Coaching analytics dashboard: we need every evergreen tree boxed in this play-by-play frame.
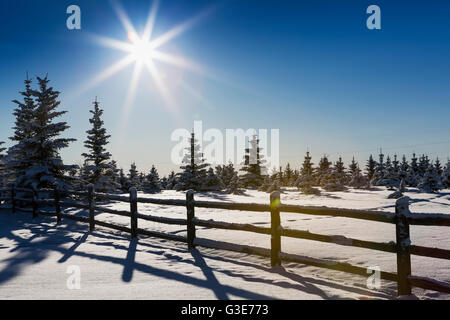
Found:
[202,167,225,191]
[14,75,76,189]
[160,176,168,190]
[441,160,450,189]
[349,166,368,189]
[118,168,129,192]
[316,155,331,186]
[227,172,245,195]
[371,150,385,186]
[239,135,266,188]
[259,176,272,192]
[6,75,36,184]
[380,160,400,190]
[283,163,294,186]
[143,165,161,193]
[418,165,442,193]
[365,154,376,181]
[322,158,347,191]
[176,132,209,191]
[348,157,358,177]
[406,153,420,187]
[334,156,347,184]
[392,154,400,172]
[127,162,141,190]
[399,155,409,181]
[105,160,121,191]
[434,158,443,176]
[296,151,319,194]
[418,154,430,177]
[81,98,115,192]
[215,162,237,188]
[165,170,178,190]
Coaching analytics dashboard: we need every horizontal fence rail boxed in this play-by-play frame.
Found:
[1,184,450,297]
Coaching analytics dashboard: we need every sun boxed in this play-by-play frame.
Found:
[127,32,154,62]
[82,0,215,117]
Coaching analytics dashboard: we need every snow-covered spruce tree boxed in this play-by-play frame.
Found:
[239,135,266,189]
[81,98,116,192]
[348,157,359,177]
[296,151,320,194]
[371,151,385,186]
[160,176,168,189]
[165,170,177,190]
[215,162,237,188]
[392,154,400,172]
[202,167,225,191]
[227,172,245,195]
[315,155,331,186]
[406,153,420,187]
[418,155,430,177]
[321,159,347,192]
[399,155,409,182]
[105,160,121,192]
[176,132,209,191]
[127,162,141,190]
[379,160,400,190]
[418,165,442,193]
[118,168,129,192]
[441,160,450,189]
[259,176,272,192]
[15,75,76,189]
[283,163,294,186]
[365,154,376,182]
[434,158,443,176]
[349,166,368,189]
[143,165,161,193]
[6,75,36,184]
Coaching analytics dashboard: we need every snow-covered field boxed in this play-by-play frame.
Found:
[0,187,449,299]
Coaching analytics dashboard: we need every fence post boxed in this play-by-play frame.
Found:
[54,187,61,223]
[32,189,38,218]
[270,191,281,267]
[186,190,195,250]
[88,184,95,231]
[11,186,16,213]
[130,187,138,238]
[395,196,412,296]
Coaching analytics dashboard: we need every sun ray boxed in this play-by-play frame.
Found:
[95,36,133,53]
[142,0,159,42]
[77,54,135,96]
[111,0,137,35]
[150,50,204,74]
[145,60,176,111]
[150,5,216,50]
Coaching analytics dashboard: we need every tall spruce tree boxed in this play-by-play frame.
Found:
[365,154,376,181]
[316,155,331,186]
[6,75,36,184]
[176,132,209,191]
[296,151,319,194]
[81,98,115,192]
[143,165,161,193]
[284,163,294,186]
[239,135,266,188]
[14,75,76,189]
[348,157,358,177]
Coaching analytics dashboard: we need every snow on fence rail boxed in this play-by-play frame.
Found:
[1,185,450,297]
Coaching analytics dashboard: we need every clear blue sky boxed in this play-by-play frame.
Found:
[1,0,449,175]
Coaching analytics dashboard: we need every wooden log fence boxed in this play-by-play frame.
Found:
[0,184,450,296]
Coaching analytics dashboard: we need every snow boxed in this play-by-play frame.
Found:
[0,186,449,299]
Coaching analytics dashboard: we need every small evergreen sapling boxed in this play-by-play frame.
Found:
[143,165,161,193]
[418,165,442,193]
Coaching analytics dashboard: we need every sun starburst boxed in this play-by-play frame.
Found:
[83,0,215,121]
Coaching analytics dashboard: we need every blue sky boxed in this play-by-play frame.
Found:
[0,0,449,175]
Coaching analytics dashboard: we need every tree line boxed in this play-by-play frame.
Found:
[0,75,449,196]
